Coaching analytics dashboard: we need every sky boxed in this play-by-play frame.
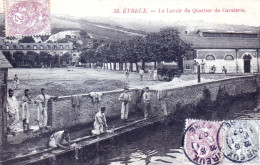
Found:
[1,0,260,27]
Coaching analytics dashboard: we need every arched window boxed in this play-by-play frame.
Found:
[243,54,252,60]
[224,54,234,60]
[205,54,215,60]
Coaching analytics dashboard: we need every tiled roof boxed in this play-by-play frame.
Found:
[180,34,260,49]
[0,52,12,68]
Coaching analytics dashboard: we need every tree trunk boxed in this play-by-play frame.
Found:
[154,61,157,70]
[110,63,112,70]
[130,63,133,72]
[125,62,127,71]
[120,62,123,70]
[113,62,116,70]
[141,59,145,70]
[135,62,139,72]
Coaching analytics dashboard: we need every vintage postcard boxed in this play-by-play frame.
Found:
[0,0,260,164]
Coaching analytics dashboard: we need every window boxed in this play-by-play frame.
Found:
[60,45,63,49]
[205,54,215,60]
[60,52,63,56]
[0,45,2,49]
[40,45,44,49]
[20,45,24,49]
[54,45,57,49]
[225,54,234,60]
[33,45,37,49]
[243,54,252,60]
[47,45,51,49]
[66,45,69,49]
[27,45,31,49]
[13,45,17,49]
[6,45,10,49]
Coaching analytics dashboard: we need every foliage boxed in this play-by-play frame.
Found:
[78,28,191,69]
[2,51,15,66]
[61,52,72,64]
[19,36,35,43]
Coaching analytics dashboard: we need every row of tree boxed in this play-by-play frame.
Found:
[2,51,72,68]
[80,28,191,71]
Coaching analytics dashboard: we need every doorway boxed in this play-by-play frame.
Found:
[243,54,252,73]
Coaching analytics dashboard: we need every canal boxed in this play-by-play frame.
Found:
[55,93,258,165]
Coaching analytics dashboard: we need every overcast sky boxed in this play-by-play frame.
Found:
[1,0,260,27]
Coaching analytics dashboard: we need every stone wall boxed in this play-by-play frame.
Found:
[50,89,139,129]
[49,75,258,130]
[149,75,257,117]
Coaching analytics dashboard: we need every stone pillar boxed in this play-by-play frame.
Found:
[235,49,239,73]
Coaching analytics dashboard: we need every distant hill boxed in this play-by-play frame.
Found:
[0,13,259,40]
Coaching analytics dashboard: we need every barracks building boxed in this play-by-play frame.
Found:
[181,29,260,73]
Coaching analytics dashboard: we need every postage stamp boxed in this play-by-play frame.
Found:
[4,0,51,37]
[218,120,259,164]
[184,119,223,165]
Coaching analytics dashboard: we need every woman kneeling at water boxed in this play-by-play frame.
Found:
[49,129,71,149]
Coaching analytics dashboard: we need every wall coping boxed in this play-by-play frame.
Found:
[53,75,256,101]
[148,75,256,92]
[54,88,139,101]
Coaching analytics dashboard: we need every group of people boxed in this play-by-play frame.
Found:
[91,87,152,136]
[6,87,56,135]
[125,68,157,82]
[139,68,157,81]
[193,60,228,74]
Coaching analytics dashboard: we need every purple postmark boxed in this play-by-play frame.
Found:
[184,119,223,165]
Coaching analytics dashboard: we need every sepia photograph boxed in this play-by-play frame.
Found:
[0,0,260,164]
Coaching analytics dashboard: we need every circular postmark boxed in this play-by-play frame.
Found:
[217,120,259,163]
[184,121,222,165]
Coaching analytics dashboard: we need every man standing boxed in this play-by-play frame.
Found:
[147,68,154,81]
[35,88,55,129]
[6,89,19,135]
[193,60,198,73]
[13,74,19,89]
[201,60,206,73]
[139,69,144,81]
[91,107,108,135]
[22,89,33,132]
[118,88,131,122]
[125,69,130,82]
[143,87,151,119]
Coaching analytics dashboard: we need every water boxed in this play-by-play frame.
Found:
[56,94,258,165]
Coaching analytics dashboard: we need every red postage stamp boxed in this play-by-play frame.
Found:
[4,0,51,37]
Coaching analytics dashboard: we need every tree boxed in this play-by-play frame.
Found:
[79,30,90,39]
[2,51,15,66]
[145,28,191,69]
[80,49,96,67]
[52,54,60,67]
[19,36,35,43]
[25,51,38,66]
[61,52,72,65]
[39,51,52,66]
[13,51,25,66]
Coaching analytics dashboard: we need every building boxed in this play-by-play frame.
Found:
[181,29,260,73]
[0,42,74,57]
[0,52,12,145]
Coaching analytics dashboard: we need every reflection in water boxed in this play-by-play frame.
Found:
[57,94,258,165]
